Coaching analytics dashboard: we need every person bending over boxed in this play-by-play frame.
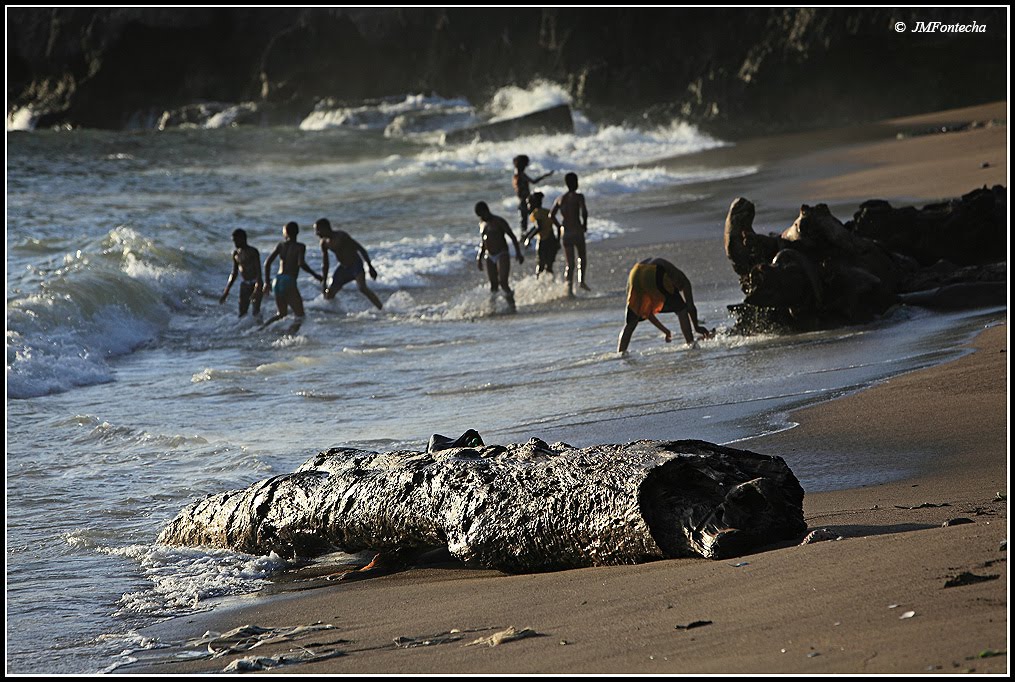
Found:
[618,257,713,353]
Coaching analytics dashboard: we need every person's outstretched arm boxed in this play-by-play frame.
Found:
[507,226,524,264]
[476,238,487,271]
[220,259,239,304]
[300,244,324,281]
[252,249,264,294]
[680,285,713,339]
[646,313,672,343]
[319,245,330,292]
[263,245,280,292]
[354,240,378,279]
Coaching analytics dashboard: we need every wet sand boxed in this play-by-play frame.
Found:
[124,102,1008,675]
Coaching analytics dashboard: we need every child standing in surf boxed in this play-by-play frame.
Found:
[261,221,323,332]
[521,192,562,278]
[475,201,524,312]
[550,172,590,297]
[512,155,554,236]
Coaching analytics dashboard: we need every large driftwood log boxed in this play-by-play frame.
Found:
[158,438,806,572]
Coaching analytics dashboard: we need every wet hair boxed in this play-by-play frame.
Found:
[474,201,490,217]
[314,218,332,234]
[231,228,247,245]
[565,172,579,191]
[528,192,544,210]
[513,155,529,169]
[284,221,299,237]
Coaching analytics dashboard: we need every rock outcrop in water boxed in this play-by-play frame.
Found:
[8,8,1006,133]
[443,103,574,144]
[158,438,807,571]
[724,186,1007,333]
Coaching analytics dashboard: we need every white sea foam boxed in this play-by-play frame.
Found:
[370,234,476,288]
[205,103,259,129]
[425,119,725,173]
[104,544,288,618]
[6,226,191,399]
[6,304,163,399]
[7,106,37,131]
[299,93,473,132]
[486,80,572,121]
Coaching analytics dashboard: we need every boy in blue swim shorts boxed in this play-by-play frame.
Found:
[313,218,383,310]
[261,221,323,330]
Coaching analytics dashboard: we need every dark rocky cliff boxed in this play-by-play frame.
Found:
[7,7,1006,134]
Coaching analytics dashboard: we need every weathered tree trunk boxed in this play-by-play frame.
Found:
[158,438,807,572]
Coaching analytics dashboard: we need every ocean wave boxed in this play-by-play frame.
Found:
[423,119,725,172]
[299,93,475,133]
[6,226,194,399]
[7,106,36,131]
[486,80,572,122]
[369,234,476,288]
[300,83,724,182]
[69,420,210,448]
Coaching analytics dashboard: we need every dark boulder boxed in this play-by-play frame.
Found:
[724,189,1006,334]
[443,103,574,144]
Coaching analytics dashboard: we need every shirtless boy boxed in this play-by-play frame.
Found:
[261,221,323,329]
[521,192,562,278]
[313,218,383,310]
[618,257,714,353]
[550,172,590,296]
[474,201,524,312]
[219,228,263,318]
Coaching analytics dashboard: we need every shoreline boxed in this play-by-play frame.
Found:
[123,102,1008,675]
[124,322,1008,676]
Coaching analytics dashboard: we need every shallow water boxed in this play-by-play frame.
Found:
[5,84,1003,674]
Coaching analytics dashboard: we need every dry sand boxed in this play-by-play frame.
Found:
[125,103,1009,675]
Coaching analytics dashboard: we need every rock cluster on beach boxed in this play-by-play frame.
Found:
[724,185,1007,333]
[158,438,807,571]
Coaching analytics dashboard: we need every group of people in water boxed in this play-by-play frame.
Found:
[220,154,713,349]
[219,218,383,334]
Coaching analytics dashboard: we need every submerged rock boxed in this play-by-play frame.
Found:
[158,438,806,571]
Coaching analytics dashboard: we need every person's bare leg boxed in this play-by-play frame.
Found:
[618,320,638,353]
[355,273,383,309]
[563,243,576,297]
[576,240,590,290]
[677,311,695,345]
[260,295,289,328]
[485,258,499,293]
[499,258,515,311]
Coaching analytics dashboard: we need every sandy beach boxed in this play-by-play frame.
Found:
[125,103,1008,675]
